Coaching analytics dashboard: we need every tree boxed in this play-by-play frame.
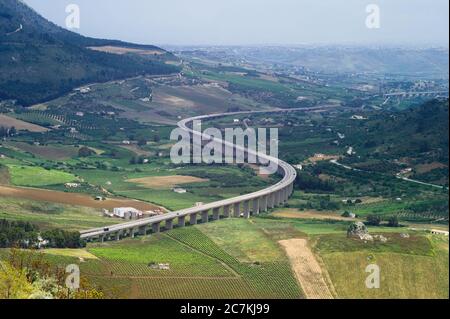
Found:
[0,261,35,299]
[78,147,94,157]
[366,214,381,226]
[387,215,400,227]
[137,139,147,147]
[9,127,16,136]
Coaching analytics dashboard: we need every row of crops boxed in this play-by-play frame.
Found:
[167,227,303,299]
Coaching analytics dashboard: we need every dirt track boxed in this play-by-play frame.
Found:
[0,185,161,211]
[279,238,334,299]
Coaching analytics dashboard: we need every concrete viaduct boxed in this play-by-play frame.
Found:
[80,107,328,242]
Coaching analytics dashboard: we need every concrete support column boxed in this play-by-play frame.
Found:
[268,193,275,209]
[178,215,186,227]
[233,202,241,218]
[139,225,148,236]
[213,208,220,220]
[166,219,174,230]
[243,201,250,218]
[281,188,287,203]
[115,231,121,241]
[130,228,136,238]
[152,222,161,234]
[190,213,198,225]
[261,195,268,212]
[275,191,282,206]
[201,210,209,223]
[223,205,230,218]
[252,198,260,215]
[100,235,105,243]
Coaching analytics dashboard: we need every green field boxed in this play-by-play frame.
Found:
[7,165,78,187]
[0,197,120,231]
[315,234,449,299]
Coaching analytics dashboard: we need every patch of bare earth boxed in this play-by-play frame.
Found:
[0,114,48,132]
[415,162,448,174]
[126,175,209,189]
[0,185,161,211]
[279,239,334,299]
[87,46,165,56]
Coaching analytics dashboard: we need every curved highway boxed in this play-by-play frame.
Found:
[80,106,330,241]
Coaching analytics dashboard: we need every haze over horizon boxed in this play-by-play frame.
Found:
[22,0,450,47]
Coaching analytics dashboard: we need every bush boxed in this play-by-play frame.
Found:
[366,214,382,226]
[387,215,400,227]
[78,146,95,157]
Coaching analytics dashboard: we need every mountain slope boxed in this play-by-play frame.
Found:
[0,0,179,106]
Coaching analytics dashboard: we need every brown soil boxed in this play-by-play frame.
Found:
[0,185,160,211]
[88,46,165,56]
[279,238,334,299]
[415,162,448,174]
[0,114,48,132]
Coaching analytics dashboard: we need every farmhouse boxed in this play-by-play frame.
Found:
[113,207,143,220]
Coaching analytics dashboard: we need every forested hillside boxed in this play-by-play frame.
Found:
[0,0,179,105]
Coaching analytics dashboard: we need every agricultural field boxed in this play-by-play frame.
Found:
[0,196,122,231]
[7,164,78,187]
[0,219,304,299]
[313,233,449,299]
[0,114,48,132]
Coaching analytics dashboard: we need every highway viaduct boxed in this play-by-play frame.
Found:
[80,106,329,242]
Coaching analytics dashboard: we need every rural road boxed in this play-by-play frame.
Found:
[80,105,333,240]
[330,159,447,190]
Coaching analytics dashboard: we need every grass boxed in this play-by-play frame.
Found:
[198,219,286,263]
[167,225,303,299]
[314,233,434,256]
[7,164,78,187]
[0,197,119,231]
[320,241,449,299]
[88,235,233,278]
[313,233,449,299]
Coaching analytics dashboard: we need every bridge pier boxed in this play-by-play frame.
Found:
[178,215,186,227]
[252,197,260,215]
[275,190,282,206]
[152,222,161,234]
[130,227,137,238]
[190,213,198,225]
[139,225,148,236]
[166,219,174,230]
[223,205,231,218]
[281,188,288,203]
[201,210,209,223]
[260,195,268,212]
[243,200,250,218]
[233,202,241,218]
[213,208,220,220]
[268,193,275,209]
[115,231,122,241]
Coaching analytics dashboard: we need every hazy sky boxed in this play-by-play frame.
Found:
[24,0,449,46]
